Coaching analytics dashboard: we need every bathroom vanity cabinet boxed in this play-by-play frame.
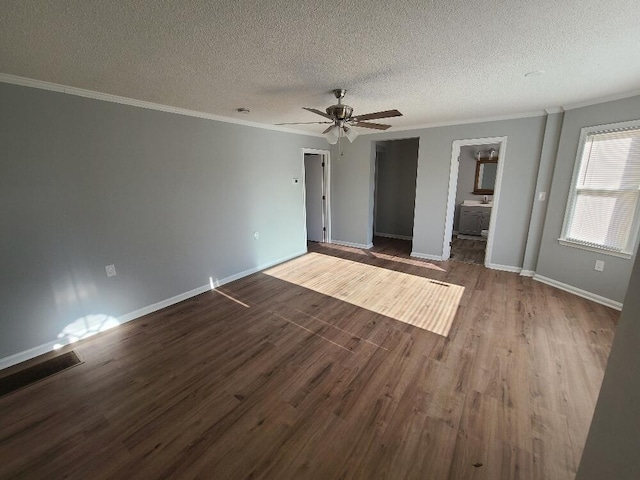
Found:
[459,205,491,236]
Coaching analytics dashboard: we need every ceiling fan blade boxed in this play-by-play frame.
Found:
[275,121,333,125]
[322,125,336,134]
[354,122,391,130]
[302,107,333,120]
[353,109,402,122]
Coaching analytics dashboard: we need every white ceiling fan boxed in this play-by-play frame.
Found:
[277,89,403,144]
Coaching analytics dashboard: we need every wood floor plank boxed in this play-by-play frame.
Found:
[0,237,618,479]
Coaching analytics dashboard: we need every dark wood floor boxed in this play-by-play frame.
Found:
[0,238,618,479]
[450,236,486,265]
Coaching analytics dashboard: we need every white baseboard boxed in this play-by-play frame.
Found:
[533,274,623,311]
[0,250,307,371]
[486,263,522,273]
[456,234,487,241]
[411,251,444,261]
[374,232,413,241]
[520,270,536,277]
[117,283,212,325]
[331,240,373,249]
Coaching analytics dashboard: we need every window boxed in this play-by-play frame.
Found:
[560,119,640,257]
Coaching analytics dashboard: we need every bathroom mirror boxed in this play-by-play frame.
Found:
[473,159,498,194]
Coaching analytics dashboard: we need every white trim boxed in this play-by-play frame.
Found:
[375,232,413,241]
[443,148,460,260]
[562,88,640,112]
[443,136,508,269]
[364,89,640,134]
[5,72,640,137]
[331,240,373,249]
[520,270,536,277]
[410,251,444,261]
[302,148,332,244]
[456,234,486,241]
[116,283,210,324]
[557,239,633,259]
[371,111,546,135]
[0,73,323,138]
[0,250,307,371]
[533,274,623,311]
[210,250,307,287]
[486,263,522,273]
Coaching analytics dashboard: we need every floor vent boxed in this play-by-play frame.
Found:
[0,351,83,398]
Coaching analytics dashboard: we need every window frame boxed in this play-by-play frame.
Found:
[559,118,640,259]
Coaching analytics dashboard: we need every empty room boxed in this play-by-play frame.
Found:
[1,1,640,479]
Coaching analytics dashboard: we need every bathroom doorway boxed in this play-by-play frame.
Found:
[443,136,507,267]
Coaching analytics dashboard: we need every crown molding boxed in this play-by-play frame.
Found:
[561,88,640,111]
[364,110,547,135]
[5,72,639,137]
[0,73,324,138]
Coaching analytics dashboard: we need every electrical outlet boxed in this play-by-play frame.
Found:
[105,264,117,277]
[254,231,260,240]
[538,191,546,201]
[594,260,604,272]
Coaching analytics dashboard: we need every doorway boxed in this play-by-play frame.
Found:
[443,136,507,267]
[303,149,331,244]
[373,138,419,254]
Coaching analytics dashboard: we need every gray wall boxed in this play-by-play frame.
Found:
[576,252,640,480]
[374,138,419,238]
[0,82,325,360]
[453,143,499,232]
[536,95,640,303]
[521,112,564,272]
[332,115,547,266]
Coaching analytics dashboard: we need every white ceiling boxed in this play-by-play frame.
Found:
[1,0,639,133]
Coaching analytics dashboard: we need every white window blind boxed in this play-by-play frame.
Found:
[562,125,640,254]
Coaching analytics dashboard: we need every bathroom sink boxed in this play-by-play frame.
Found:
[462,200,492,207]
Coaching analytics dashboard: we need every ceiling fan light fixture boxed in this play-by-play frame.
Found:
[325,126,339,145]
[345,125,359,142]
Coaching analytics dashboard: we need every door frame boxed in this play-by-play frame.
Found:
[443,136,508,267]
[302,148,332,244]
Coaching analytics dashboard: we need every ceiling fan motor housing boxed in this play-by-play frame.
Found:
[326,104,353,121]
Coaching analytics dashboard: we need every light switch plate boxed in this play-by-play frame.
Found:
[105,264,117,277]
[595,260,604,272]
[538,192,546,201]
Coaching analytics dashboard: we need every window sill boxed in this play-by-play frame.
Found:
[558,239,633,259]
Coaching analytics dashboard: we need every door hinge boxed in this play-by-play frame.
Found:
[322,195,326,200]
[323,227,326,231]
[322,162,325,167]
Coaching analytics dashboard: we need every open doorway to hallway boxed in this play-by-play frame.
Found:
[303,149,331,244]
[372,138,419,253]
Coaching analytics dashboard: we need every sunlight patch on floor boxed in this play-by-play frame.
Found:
[265,253,463,337]
[316,242,446,271]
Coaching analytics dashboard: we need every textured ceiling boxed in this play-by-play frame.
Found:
[1,0,639,133]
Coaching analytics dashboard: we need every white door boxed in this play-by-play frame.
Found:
[305,154,325,242]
